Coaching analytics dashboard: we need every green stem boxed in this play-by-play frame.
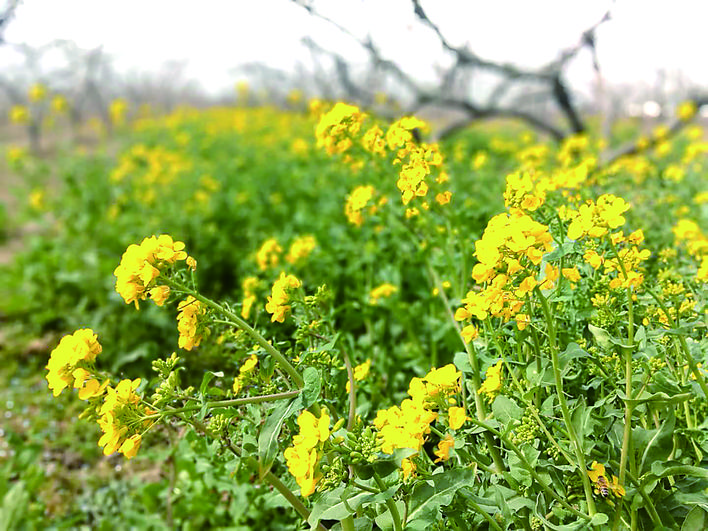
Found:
[535,288,597,517]
[264,471,327,531]
[466,415,591,521]
[341,516,356,531]
[373,472,403,531]
[341,347,357,431]
[166,278,304,388]
[146,390,300,418]
[459,490,503,531]
[646,287,708,399]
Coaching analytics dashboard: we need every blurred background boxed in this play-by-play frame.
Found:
[0,0,706,148]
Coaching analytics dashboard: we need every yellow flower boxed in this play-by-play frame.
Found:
[448,406,468,430]
[28,83,47,102]
[346,359,372,392]
[177,296,207,350]
[345,185,376,227]
[256,238,282,270]
[114,235,190,308]
[265,272,301,323]
[434,434,455,462]
[369,283,397,304]
[9,105,29,124]
[479,360,503,398]
[677,101,697,121]
[435,191,452,205]
[286,235,316,265]
[46,329,103,397]
[401,457,416,480]
[51,95,68,114]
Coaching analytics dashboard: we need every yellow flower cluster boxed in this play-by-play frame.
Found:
[176,296,207,350]
[345,358,371,392]
[9,105,29,124]
[315,102,365,156]
[478,360,503,399]
[109,145,192,205]
[110,98,129,125]
[46,329,103,398]
[97,378,151,459]
[114,234,190,308]
[28,83,47,103]
[369,283,398,304]
[455,210,554,335]
[673,219,708,282]
[284,409,331,497]
[265,272,301,323]
[374,364,464,460]
[232,353,259,394]
[285,235,316,265]
[344,184,377,227]
[388,117,445,205]
[676,101,697,121]
[566,194,630,241]
[256,238,282,271]
[240,276,260,319]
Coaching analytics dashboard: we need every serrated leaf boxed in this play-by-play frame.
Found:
[407,468,477,527]
[257,396,302,479]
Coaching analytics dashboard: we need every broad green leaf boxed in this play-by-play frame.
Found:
[492,395,523,427]
[302,367,322,408]
[453,351,473,374]
[257,396,302,479]
[588,324,617,350]
[638,409,675,475]
[407,468,477,527]
[199,370,224,396]
[682,506,708,531]
[618,389,692,407]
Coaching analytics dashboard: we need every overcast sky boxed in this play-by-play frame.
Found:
[1,0,706,97]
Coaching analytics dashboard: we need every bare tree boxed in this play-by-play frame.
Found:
[291,0,613,141]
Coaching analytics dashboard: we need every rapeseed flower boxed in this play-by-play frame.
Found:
[177,296,207,350]
[114,235,190,309]
[265,272,301,323]
[46,329,103,397]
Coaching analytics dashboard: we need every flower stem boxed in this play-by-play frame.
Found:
[147,390,301,418]
[264,471,327,531]
[166,279,304,388]
[535,288,597,517]
[373,471,403,531]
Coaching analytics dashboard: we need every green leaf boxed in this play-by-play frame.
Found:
[257,396,302,479]
[682,506,708,531]
[453,351,473,374]
[618,389,692,407]
[587,324,620,350]
[638,409,675,476]
[302,367,322,408]
[492,395,523,427]
[199,370,224,396]
[407,468,477,527]
[590,513,609,526]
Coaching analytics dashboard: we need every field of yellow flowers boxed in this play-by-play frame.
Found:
[1,97,707,530]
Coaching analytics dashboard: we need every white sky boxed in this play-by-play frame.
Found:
[1,0,706,97]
